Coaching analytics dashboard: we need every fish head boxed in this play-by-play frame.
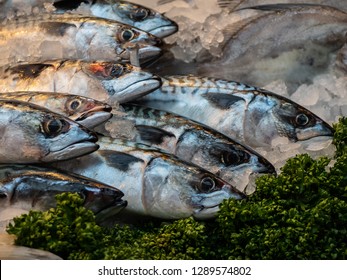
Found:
[82,62,162,103]
[110,0,178,38]
[0,167,126,219]
[112,22,162,62]
[272,98,334,142]
[63,95,112,129]
[244,92,334,146]
[201,141,276,189]
[175,129,276,191]
[142,155,246,219]
[0,101,99,163]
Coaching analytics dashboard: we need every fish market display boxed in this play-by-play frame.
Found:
[0,13,161,66]
[52,137,246,219]
[0,91,112,129]
[101,103,275,191]
[0,164,127,225]
[0,60,162,104]
[0,99,98,163]
[136,75,334,148]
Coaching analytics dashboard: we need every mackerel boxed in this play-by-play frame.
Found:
[52,137,246,219]
[136,75,334,148]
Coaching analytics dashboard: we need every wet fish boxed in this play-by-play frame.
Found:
[0,13,161,66]
[102,103,275,191]
[0,99,99,163]
[52,137,246,219]
[0,91,112,129]
[196,4,347,92]
[53,0,179,38]
[217,0,347,13]
[0,165,127,223]
[135,75,334,148]
[0,60,162,104]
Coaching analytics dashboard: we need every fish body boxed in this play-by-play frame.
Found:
[0,60,162,104]
[108,103,275,191]
[0,13,161,66]
[52,137,246,219]
[0,91,112,129]
[54,0,179,38]
[0,0,178,38]
[0,164,127,222]
[0,99,98,163]
[196,4,347,91]
[136,75,334,148]
[217,0,347,13]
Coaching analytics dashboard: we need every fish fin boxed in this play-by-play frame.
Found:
[136,125,175,145]
[203,92,244,109]
[98,150,144,172]
[8,64,52,79]
[217,0,247,11]
[39,22,77,36]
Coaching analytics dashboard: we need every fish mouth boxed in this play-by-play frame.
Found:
[111,76,162,103]
[296,120,334,141]
[193,186,247,219]
[74,106,113,129]
[44,133,99,162]
[138,46,163,60]
[148,24,179,38]
[257,157,277,174]
[95,200,128,222]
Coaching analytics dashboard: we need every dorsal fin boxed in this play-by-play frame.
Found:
[8,64,52,79]
[203,92,244,109]
[98,150,144,172]
[136,125,175,145]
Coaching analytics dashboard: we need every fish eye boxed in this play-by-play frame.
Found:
[121,29,135,42]
[110,64,124,78]
[130,8,149,21]
[68,99,81,111]
[221,151,240,166]
[221,150,249,166]
[42,118,67,137]
[199,176,216,193]
[295,113,310,127]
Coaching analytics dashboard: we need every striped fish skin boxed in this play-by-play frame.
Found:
[0,165,127,222]
[0,99,99,164]
[136,75,334,148]
[109,103,276,191]
[0,60,162,104]
[52,137,246,220]
[0,13,161,66]
[0,91,112,129]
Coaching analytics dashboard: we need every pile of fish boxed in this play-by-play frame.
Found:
[0,0,343,236]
